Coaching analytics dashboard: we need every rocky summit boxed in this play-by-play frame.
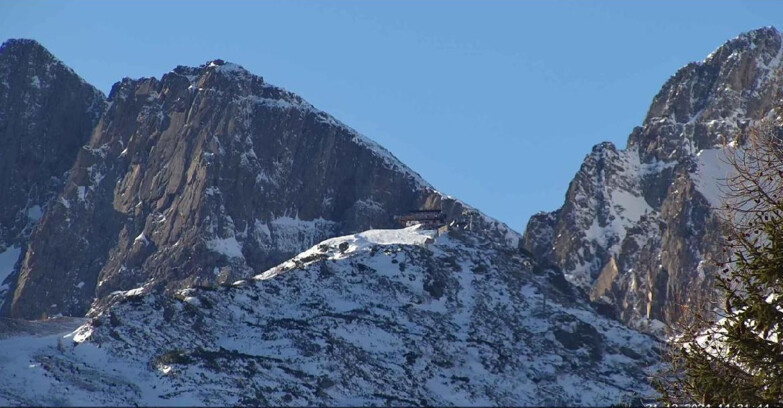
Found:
[0,43,516,320]
[522,26,783,333]
[1,55,430,319]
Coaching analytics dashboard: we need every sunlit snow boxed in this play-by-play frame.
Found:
[692,147,735,209]
[0,245,21,289]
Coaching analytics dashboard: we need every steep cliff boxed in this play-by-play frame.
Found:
[0,39,105,306]
[522,27,783,332]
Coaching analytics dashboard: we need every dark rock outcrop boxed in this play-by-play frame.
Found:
[0,39,105,303]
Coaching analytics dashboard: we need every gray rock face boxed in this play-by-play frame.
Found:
[0,39,105,304]
[522,27,783,332]
[2,55,520,319]
[0,225,660,406]
[4,60,419,318]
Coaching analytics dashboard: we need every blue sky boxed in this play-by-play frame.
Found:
[1,1,782,231]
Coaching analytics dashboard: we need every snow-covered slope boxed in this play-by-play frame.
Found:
[0,224,660,406]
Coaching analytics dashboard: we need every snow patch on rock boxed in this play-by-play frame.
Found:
[692,147,736,209]
[206,236,244,259]
[0,245,21,295]
[26,205,42,221]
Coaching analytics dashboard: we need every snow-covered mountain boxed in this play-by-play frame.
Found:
[7,26,777,403]
[0,224,660,406]
[0,41,519,319]
[522,26,783,333]
[0,37,668,406]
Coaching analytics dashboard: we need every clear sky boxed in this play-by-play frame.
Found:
[1,1,782,231]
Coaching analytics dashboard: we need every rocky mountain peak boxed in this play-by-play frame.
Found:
[171,59,255,80]
[523,27,783,332]
[711,26,780,60]
[0,38,102,103]
[166,60,269,97]
[591,141,617,154]
[0,42,531,319]
[630,26,783,163]
[1,38,54,62]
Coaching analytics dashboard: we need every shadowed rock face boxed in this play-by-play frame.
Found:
[522,27,783,332]
[1,51,521,319]
[0,39,105,304]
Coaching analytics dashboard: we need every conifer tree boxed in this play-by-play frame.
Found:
[656,117,783,404]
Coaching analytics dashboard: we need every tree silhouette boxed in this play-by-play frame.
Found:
[656,116,783,404]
